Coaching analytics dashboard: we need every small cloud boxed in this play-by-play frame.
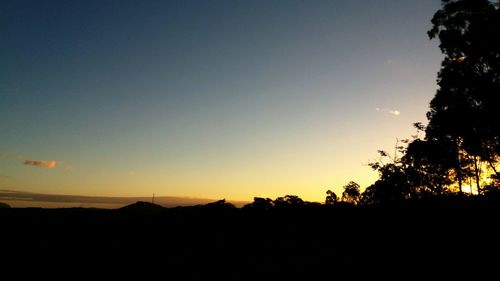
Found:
[388,110,400,116]
[0,175,9,180]
[386,59,394,65]
[128,171,136,177]
[24,160,57,169]
[376,108,401,117]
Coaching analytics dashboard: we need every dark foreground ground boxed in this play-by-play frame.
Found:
[1,201,499,279]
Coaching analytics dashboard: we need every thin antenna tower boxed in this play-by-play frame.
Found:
[152,193,155,204]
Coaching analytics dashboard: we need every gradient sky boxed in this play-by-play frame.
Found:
[0,0,443,202]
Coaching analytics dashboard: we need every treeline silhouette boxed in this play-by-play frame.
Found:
[2,197,499,279]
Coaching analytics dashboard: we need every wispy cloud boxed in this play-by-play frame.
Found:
[376,107,401,116]
[0,175,9,180]
[24,160,57,169]
[388,109,400,116]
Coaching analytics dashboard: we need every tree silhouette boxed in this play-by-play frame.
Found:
[402,125,456,195]
[361,142,418,205]
[243,197,274,210]
[363,0,500,204]
[203,199,236,209]
[341,181,360,205]
[274,195,305,208]
[425,0,500,192]
[362,164,413,205]
[325,190,339,205]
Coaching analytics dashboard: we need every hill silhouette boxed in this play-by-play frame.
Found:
[118,201,165,214]
[0,189,249,208]
[1,200,498,279]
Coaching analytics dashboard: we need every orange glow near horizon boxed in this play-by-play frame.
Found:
[0,1,444,207]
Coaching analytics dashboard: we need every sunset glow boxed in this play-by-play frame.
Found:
[0,0,442,205]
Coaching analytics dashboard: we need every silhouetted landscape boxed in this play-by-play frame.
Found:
[2,196,500,279]
[2,0,500,279]
[0,189,248,208]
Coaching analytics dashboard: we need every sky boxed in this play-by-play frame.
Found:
[0,0,443,203]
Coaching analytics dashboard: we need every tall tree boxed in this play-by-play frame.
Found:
[425,0,500,192]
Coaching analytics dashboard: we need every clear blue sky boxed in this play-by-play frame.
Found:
[0,0,442,202]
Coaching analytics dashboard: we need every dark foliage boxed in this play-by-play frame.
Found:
[341,181,361,205]
[425,0,500,191]
[325,190,339,205]
[360,0,500,205]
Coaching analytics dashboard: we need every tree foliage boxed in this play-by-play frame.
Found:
[360,0,500,205]
[274,195,305,208]
[341,181,360,205]
[361,146,417,205]
[325,190,339,205]
[425,0,500,192]
[243,197,274,210]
